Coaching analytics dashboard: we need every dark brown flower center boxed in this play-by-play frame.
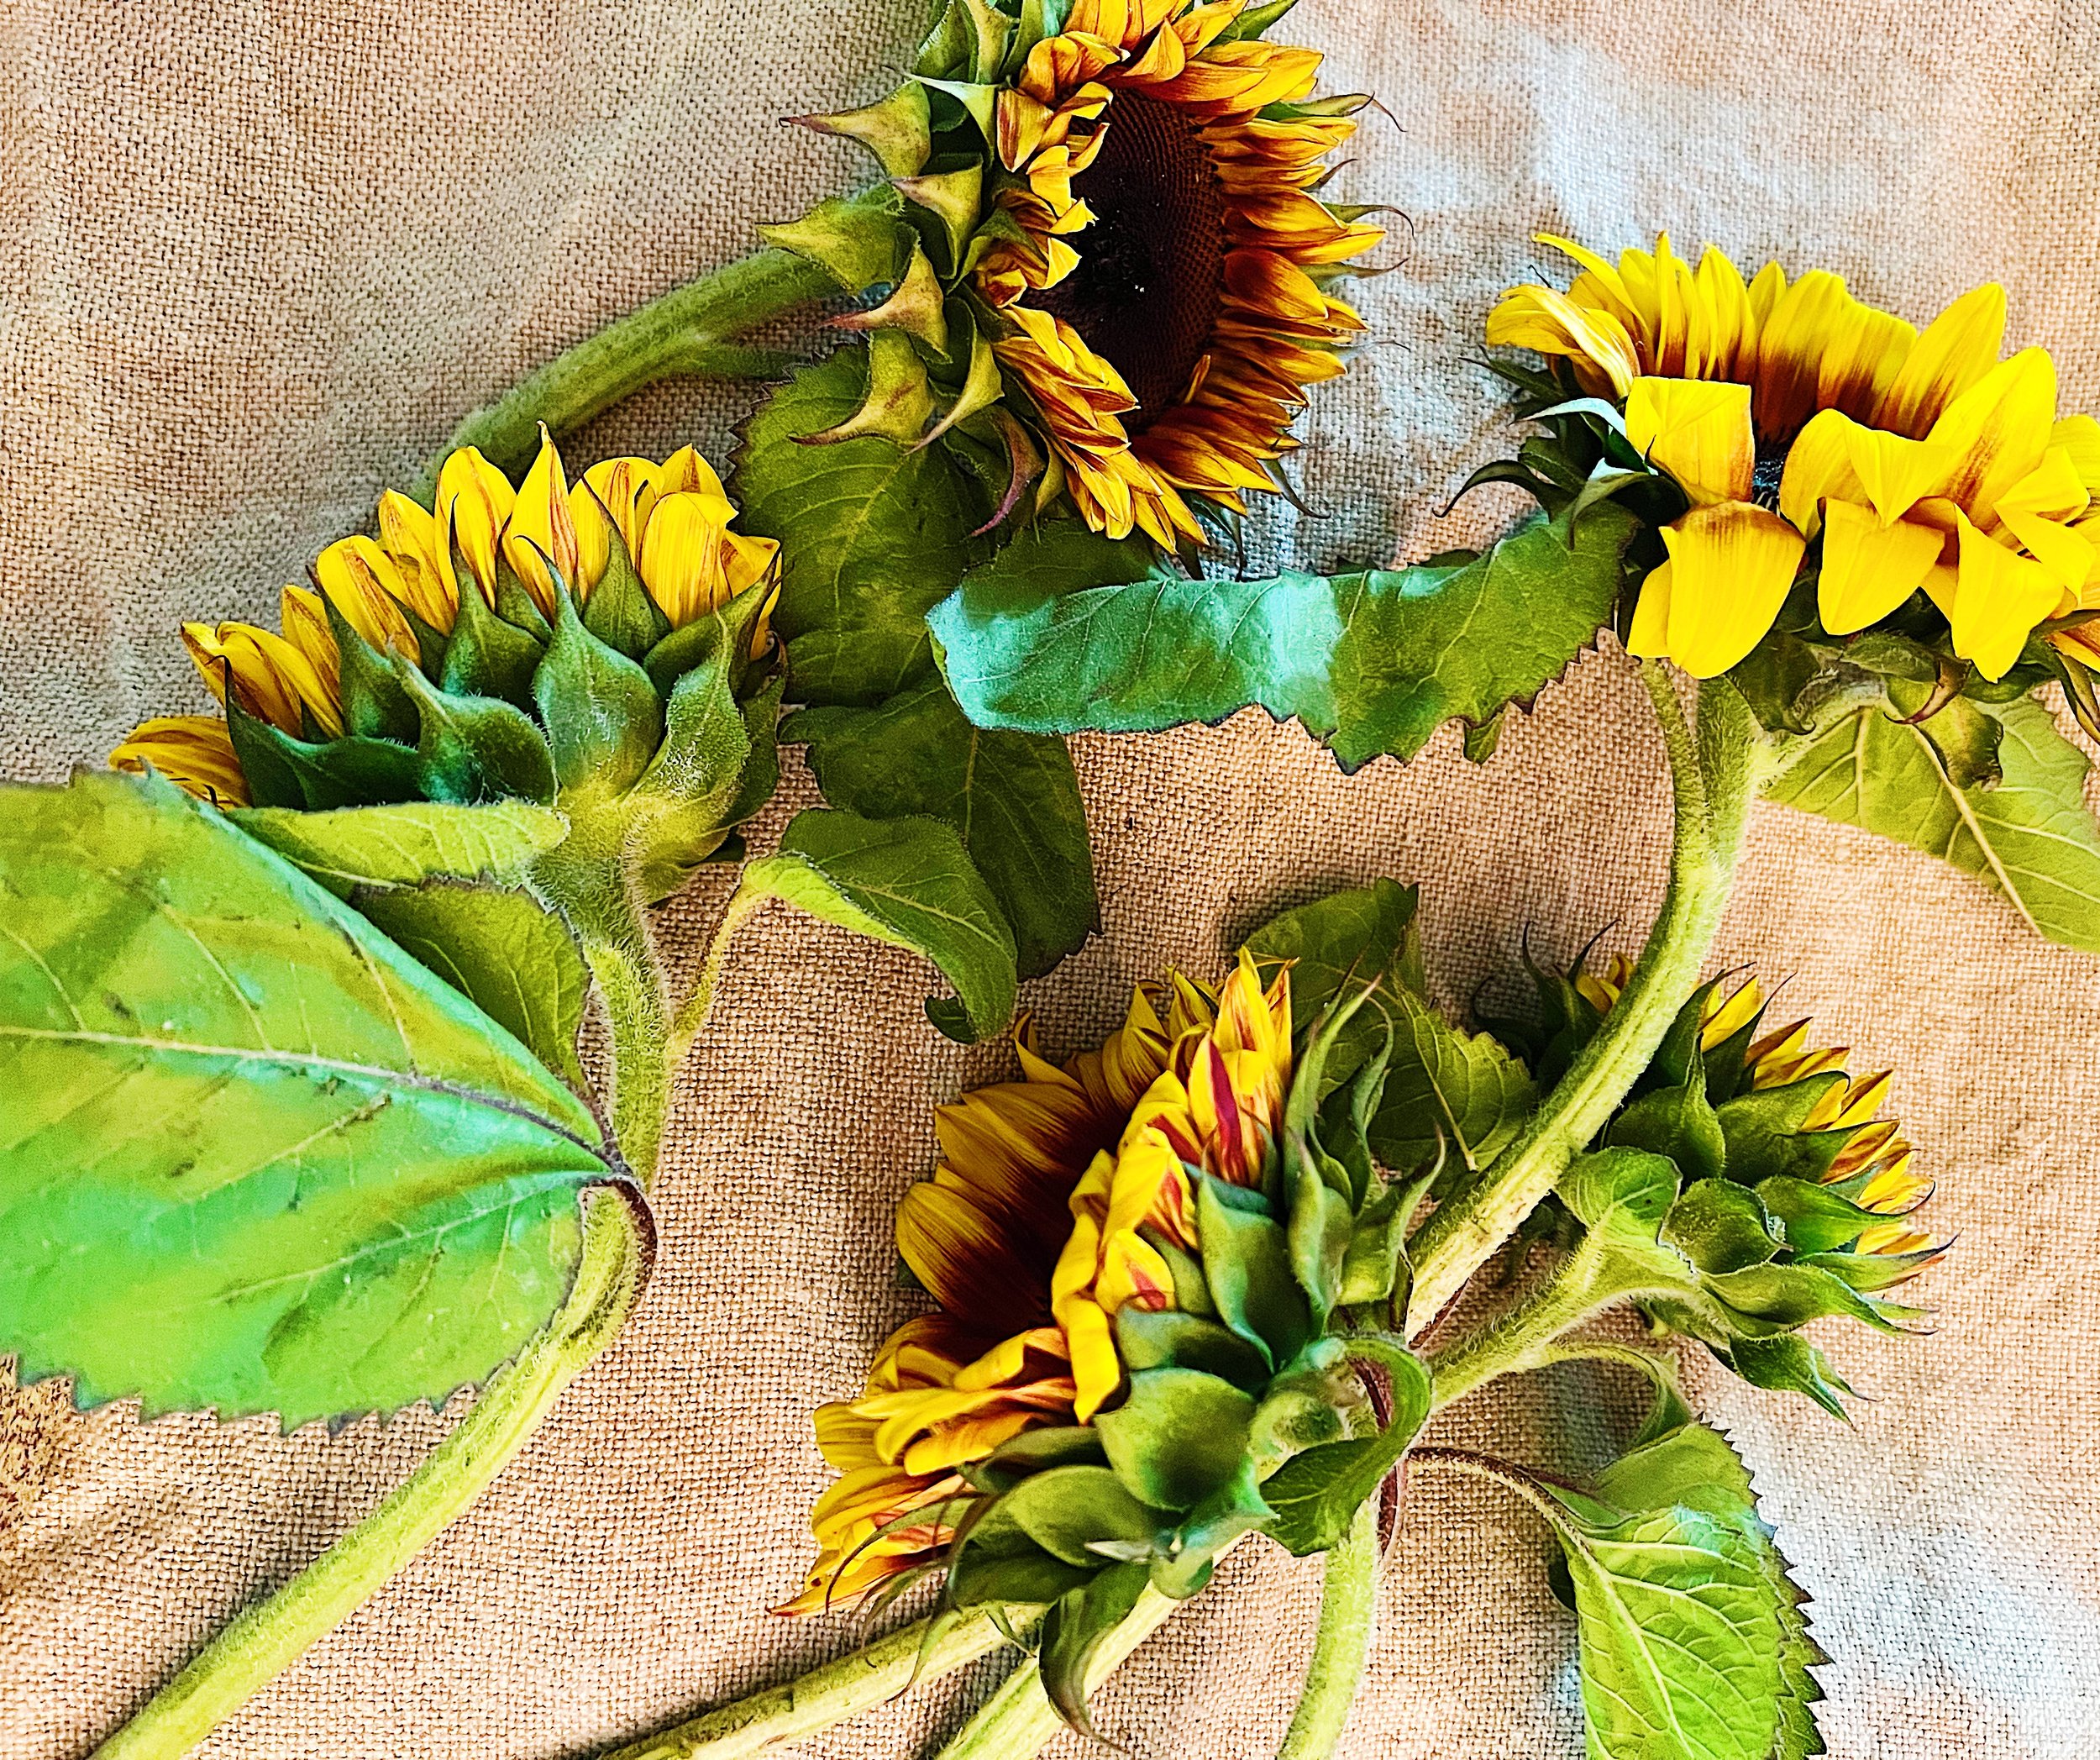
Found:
[1036,90,1229,431]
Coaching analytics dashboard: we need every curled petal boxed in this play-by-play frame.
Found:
[1656,502,1807,678]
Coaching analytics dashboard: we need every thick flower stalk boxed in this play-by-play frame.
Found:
[784,0,1381,546]
[1489,232,2100,681]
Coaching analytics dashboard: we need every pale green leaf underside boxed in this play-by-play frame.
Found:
[1372,988,1535,1174]
[0,771,610,1427]
[1766,694,2100,954]
[728,807,1016,1040]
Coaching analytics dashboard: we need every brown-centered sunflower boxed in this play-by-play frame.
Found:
[787,0,1382,549]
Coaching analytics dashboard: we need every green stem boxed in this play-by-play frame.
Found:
[1425,1231,1641,1411]
[416,244,843,491]
[599,1606,1040,1760]
[92,1194,648,1760]
[1275,1500,1380,1760]
[529,822,675,1182]
[932,1586,1186,1760]
[1403,670,1764,1337]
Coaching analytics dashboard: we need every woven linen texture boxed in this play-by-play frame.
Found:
[3,0,2097,1753]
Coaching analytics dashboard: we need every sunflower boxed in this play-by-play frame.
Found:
[111,433,778,808]
[1488,234,2100,680]
[779,954,1292,1616]
[796,0,1380,550]
[1579,954,1942,1274]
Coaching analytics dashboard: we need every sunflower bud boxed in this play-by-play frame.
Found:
[779,949,1432,1730]
[112,428,782,903]
[1543,953,1946,1414]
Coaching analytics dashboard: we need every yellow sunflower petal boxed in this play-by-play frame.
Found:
[1751,270,1854,440]
[1940,510,2062,680]
[1625,376,1754,507]
[433,446,514,606]
[313,534,423,654]
[501,428,578,617]
[1817,501,1942,635]
[110,716,249,806]
[636,490,732,627]
[1657,502,1807,678]
[1777,407,1868,538]
[1929,346,2059,526]
[1625,560,1674,658]
[1874,282,2007,440]
[2052,415,2100,493]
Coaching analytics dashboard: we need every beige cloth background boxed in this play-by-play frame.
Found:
[4,0,2099,1754]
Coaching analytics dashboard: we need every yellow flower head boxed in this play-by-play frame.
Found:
[1488,234,2099,680]
[112,431,778,806]
[808,0,1378,552]
[779,952,1292,1616]
[974,0,1380,549]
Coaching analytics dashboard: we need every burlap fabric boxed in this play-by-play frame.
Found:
[5,0,2099,1753]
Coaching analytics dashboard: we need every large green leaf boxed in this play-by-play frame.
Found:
[719,807,1016,1041]
[732,344,990,705]
[1542,1418,1824,1760]
[1765,693,2100,954]
[0,771,614,1426]
[785,679,1096,978]
[928,504,1635,768]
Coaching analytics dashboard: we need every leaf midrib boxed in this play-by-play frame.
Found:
[0,1023,601,1159]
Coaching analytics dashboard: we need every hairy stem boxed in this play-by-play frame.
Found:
[92,1193,649,1760]
[529,815,675,1184]
[1404,670,1763,1335]
[415,241,848,491]
[1275,1500,1380,1760]
[932,1586,1184,1760]
[599,1606,1041,1760]
[1424,1230,1644,1411]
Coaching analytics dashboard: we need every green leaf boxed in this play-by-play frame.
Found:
[1551,1420,1824,1760]
[1094,1366,1257,1511]
[1369,986,1536,1177]
[1766,692,2100,954]
[1258,1337,1431,1557]
[785,679,1096,978]
[230,801,566,897]
[532,588,664,796]
[1561,1148,1693,1292]
[0,771,612,1426]
[1717,1332,1856,1420]
[1609,1069,1726,1184]
[1663,1179,1782,1275]
[1714,1079,1853,1185]
[1112,1307,1270,1390]
[725,808,1016,1039]
[732,345,989,706]
[1245,878,1420,1087]
[995,1463,1167,1568]
[1038,1560,1151,1736]
[929,503,1635,768]
[397,666,558,806]
[353,880,590,1093]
